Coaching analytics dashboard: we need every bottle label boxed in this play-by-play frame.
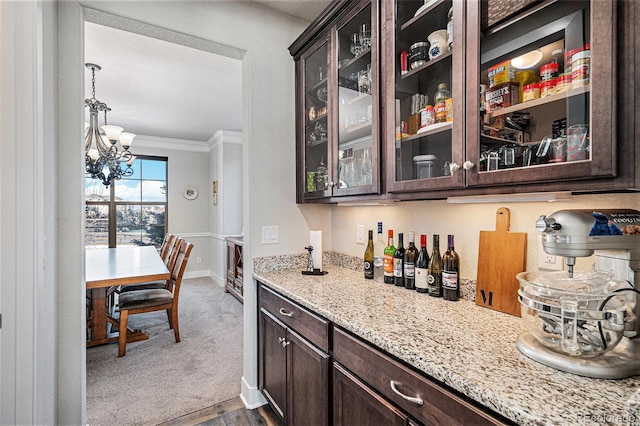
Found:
[404,263,415,278]
[374,255,384,268]
[415,268,428,289]
[427,272,442,295]
[442,271,459,289]
[384,254,394,276]
[364,261,374,279]
[393,258,403,277]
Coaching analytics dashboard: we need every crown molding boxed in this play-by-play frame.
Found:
[133,134,210,153]
[207,130,243,150]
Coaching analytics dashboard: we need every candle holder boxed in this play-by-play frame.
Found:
[301,245,328,275]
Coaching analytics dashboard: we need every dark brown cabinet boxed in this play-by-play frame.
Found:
[258,285,330,426]
[291,0,638,202]
[291,0,382,202]
[333,362,409,426]
[225,237,243,302]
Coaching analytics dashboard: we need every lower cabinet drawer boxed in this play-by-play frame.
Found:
[259,284,330,352]
[333,327,509,426]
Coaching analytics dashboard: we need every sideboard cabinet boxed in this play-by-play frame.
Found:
[290,0,638,202]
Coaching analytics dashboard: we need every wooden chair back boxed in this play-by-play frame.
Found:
[167,239,193,295]
[159,233,176,262]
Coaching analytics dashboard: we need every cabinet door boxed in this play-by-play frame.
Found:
[299,35,332,201]
[333,362,409,426]
[259,309,287,421]
[465,0,616,187]
[287,328,330,426]
[383,0,465,193]
[333,0,381,197]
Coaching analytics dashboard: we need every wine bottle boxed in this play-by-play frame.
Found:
[374,222,386,283]
[364,230,374,279]
[415,234,429,293]
[442,234,460,301]
[427,234,443,297]
[383,230,395,284]
[393,233,405,287]
[404,232,418,290]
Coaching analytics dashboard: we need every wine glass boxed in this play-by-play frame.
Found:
[350,32,362,56]
[360,24,371,50]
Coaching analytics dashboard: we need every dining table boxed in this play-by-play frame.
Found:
[85,245,170,347]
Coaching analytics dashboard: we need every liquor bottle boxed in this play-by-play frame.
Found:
[427,234,443,297]
[442,234,460,301]
[393,233,405,287]
[383,230,395,284]
[374,222,386,283]
[364,230,374,280]
[404,232,419,290]
[415,234,429,293]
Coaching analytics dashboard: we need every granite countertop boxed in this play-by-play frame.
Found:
[254,265,640,425]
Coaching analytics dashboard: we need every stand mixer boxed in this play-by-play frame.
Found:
[516,209,640,379]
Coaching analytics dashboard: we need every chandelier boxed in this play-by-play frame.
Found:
[84,63,136,186]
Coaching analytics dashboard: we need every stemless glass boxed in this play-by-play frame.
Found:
[360,24,371,50]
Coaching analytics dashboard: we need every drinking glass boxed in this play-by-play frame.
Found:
[360,24,371,50]
[350,32,362,56]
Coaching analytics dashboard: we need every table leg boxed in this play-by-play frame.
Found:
[86,287,148,347]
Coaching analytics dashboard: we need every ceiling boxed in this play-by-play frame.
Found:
[84,1,331,144]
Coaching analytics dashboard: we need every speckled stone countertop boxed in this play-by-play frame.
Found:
[253,263,640,426]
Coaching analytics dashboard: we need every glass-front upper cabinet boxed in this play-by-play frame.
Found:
[465,0,616,187]
[300,38,331,200]
[383,0,465,193]
[333,0,380,197]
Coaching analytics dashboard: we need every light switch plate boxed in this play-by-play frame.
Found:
[356,225,365,245]
[262,226,279,244]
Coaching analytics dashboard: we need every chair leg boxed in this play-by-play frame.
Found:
[166,308,173,329]
[118,309,129,357]
[172,308,180,343]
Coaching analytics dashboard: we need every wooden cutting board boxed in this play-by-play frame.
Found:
[475,207,527,316]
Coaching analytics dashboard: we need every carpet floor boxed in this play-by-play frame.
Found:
[86,277,244,426]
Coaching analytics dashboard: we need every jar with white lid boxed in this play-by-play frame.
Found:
[571,50,591,89]
[413,154,437,179]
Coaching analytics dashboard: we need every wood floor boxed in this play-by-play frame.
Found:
[158,397,282,426]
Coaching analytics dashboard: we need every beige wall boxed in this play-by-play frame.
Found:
[331,192,640,278]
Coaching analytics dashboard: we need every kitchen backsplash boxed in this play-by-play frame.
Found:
[254,251,477,301]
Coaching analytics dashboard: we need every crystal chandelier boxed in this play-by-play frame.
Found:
[84,63,136,186]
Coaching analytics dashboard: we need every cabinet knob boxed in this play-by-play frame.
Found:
[279,338,290,347]
[390,380,424,405]
[463,161,475,170]
[328,181,336,188]
[449,162,461,174]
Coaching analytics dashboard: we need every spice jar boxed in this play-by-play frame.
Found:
[410,42,429,70]
[523,83,540,102]
[540,79,556,98]
[419,105,435,128]
[564,47,583,70]
[555,73,571,94]
[515,70,539,102]
[571,50,591,88]
[540,62,559,82]
[434,83,451,123]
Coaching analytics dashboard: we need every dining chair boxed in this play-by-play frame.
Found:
[119,236,183,294]
[159,233,176,262]
[117,239,193,357]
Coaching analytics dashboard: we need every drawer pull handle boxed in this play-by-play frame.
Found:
[390,380,423,406]
[279,308,293,317]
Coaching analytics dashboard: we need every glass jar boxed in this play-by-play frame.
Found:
[413,154,437,179]
[515,70,539,102]
[434,83,451,123]
[523,82,540,102]
[540,79,556,98]
[571,50,591,89]
[410,42,429,70]
[540,62,559,82]
[555,73,571,93]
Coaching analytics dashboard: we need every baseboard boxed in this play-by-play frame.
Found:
[240,376,266,409]
[210,272,225,287]
[184,269,210,279]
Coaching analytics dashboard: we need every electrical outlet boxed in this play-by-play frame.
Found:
[356,225,365,245]
[196,256,202,264]
[538,236,563,271]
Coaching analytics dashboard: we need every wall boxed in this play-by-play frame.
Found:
[134,136,211,277]
[331,192,640,276]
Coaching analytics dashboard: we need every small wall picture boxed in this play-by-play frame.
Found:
[212,193,218,205]
[212,180,218,194]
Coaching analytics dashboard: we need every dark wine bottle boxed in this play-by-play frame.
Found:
[442,234,460,301]
[393,233,405,287]
[404,232,418,290]
[415,234,429,293]
[383,230,395,284]
[427,234,443,297]
[364,230,374,279]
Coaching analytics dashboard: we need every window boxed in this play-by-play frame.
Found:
[85,156,168,248]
